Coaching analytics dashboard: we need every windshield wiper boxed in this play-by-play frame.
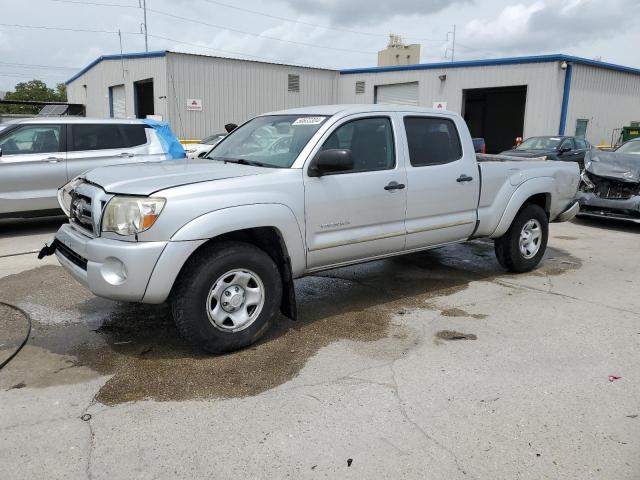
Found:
[210,157,269,167]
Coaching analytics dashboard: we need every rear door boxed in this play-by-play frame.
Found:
[0,123,67,215]
[304,114,408,270]
[401,114,480,249]
[66,123,155,180]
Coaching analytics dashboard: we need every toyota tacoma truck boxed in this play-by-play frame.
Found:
[40,105,580,353]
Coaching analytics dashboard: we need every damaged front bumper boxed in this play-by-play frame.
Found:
[576,191,640,223]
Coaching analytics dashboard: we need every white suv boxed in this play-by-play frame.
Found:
[0,117,182,218]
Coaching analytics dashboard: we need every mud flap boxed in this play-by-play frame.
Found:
[279,257,297,321]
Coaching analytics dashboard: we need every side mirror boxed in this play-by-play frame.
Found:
[308,149,354,177]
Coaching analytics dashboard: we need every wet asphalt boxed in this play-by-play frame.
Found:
[1,216,639,479]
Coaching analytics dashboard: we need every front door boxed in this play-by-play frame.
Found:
[401,115,480,249]
[304,115,408,270]
[0,123,67,215]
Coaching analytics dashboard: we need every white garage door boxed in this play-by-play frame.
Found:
[375,82,419,106]
[110,85,126,118]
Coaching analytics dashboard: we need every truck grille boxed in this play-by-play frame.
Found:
[70,192,94,234]
[67,182,112,237]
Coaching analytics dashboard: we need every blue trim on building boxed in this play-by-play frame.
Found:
[339,54,640,77]
[65,51,167,85]
[558,63,573,135]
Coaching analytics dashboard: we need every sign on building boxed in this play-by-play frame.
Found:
[187,98,203,111]
[433,101,448,110]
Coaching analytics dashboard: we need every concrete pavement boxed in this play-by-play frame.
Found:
[1,217,638,479]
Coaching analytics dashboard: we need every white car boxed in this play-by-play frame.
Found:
[0,117,184,218]
[184,133,226,159]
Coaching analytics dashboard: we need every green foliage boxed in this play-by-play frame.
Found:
[0,80,67,114]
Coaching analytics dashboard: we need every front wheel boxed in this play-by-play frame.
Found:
[494,204,549,273]
[171,241,282,354]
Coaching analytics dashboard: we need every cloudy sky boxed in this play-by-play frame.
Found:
[1,0,638,92]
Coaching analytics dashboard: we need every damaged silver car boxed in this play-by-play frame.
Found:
[576,139,640,223]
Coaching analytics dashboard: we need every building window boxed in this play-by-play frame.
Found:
[288,74,300,93]
[355,81,365,94]
[575,119,589,138]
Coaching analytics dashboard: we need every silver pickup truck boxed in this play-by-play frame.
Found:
[41,105,580,353]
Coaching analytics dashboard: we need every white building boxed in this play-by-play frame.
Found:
[66,52,640,152]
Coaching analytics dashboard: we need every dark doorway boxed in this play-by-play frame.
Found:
[462,86,527,153]
[134,79,154,119]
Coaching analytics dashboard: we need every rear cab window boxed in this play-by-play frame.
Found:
[403,116,462,166]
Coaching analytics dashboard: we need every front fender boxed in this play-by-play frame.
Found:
[490,177,554,238]
[171,203,306,276]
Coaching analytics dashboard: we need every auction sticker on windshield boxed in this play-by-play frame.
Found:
[292,117,325,126]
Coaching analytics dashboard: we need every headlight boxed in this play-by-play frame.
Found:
[102,196,166,236]
[58,177,84,216]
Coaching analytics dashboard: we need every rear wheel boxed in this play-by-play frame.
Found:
[494,204,548,273]
[172,241,282,354]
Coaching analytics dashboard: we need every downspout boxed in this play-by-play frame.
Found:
[558,62,572,135]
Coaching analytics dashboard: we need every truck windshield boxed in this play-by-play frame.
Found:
[206,115,328,168]
[516,137,562,150]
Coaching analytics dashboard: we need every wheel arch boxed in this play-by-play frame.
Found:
[164,204,304,320]
[490,178,553,238]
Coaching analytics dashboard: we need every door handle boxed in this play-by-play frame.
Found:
[119,152,134,158]
[456,174,473,183]
[384,181,405,191]
[46,157,63,163]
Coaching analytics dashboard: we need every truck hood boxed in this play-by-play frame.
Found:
[500,149,556,158]
[586,150,640,183]
[82,159,271,195]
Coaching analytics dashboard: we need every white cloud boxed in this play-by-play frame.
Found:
[458,0,639,57]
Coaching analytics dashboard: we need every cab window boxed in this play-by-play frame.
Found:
[404,117,462,166]
[560,138,575,151]
[70,124,129,151]
[0,125,62,155]
[320,117,395,172]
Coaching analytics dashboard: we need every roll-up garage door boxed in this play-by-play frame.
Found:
[110,85,126,118]
[374,82,419,106]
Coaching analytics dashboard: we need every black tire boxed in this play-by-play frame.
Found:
[494,204,549,273]
[171,241,282,354]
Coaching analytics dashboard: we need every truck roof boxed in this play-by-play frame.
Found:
[264,104,456,117]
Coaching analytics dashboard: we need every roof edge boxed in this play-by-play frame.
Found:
[65,51,167,85]
[339,54,640,76]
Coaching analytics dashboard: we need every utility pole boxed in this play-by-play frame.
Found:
[141,0,148,52]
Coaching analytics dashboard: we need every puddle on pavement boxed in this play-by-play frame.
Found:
[0,240,581,404]
[435,330,478,341]
[439,307,487,319]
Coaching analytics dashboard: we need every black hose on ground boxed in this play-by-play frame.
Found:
[0,301,32,371]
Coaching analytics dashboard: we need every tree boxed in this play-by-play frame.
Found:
[0,80,67,114]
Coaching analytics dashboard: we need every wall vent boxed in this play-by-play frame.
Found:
[288,74,300,92]
[355,81,365,94]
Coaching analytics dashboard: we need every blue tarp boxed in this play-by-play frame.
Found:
[143,119,186,160]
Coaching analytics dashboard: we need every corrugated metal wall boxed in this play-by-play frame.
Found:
[338,62,566,138]
[67,55,168,119]
[166,53,338,139]
[566,64,640,145]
